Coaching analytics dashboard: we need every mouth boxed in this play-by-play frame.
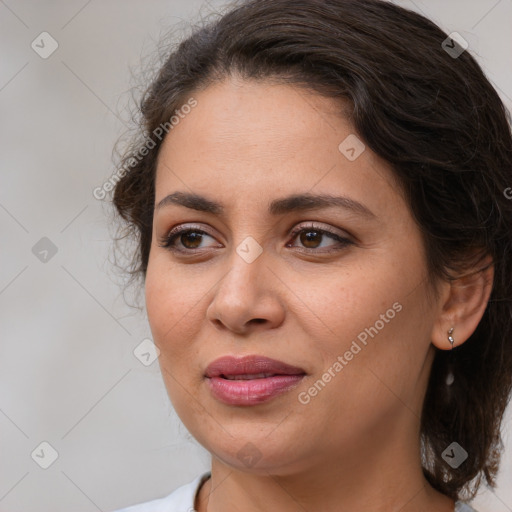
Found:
[205,354,306,379]
[205,355,306,406]
[220,372,281,380]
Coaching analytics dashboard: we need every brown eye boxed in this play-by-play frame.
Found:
[287,224,354,253]
[300,230,323,249]
[180,231,203,249]
[158,227,219,252]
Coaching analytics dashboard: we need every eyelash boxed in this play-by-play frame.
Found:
[158,223,354,255]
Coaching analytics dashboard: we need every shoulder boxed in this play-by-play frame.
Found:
[455,501,479,512]
[110,472,211,512]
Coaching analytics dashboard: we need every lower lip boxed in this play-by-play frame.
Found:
[207,375,305,405]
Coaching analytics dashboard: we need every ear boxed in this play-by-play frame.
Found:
[431,255,494,350]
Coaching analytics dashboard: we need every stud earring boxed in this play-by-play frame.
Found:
[446,327,455,386]
[447,327,455,348]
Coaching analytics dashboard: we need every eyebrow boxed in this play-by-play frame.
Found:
[155,191,376,219]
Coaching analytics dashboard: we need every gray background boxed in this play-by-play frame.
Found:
[0,1,511,511]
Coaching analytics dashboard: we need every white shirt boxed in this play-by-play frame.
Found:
[111,471,478,512]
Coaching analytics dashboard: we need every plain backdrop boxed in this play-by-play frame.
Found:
[1,1,511,511]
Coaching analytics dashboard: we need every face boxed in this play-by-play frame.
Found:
[145,76,440,475]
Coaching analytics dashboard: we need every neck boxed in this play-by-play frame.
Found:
[195,429,455,512]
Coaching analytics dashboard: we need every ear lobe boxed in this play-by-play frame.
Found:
[431,256,494,351]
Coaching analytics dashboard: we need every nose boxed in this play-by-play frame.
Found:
[206,248,285,335]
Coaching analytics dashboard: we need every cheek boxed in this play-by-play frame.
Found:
[145,257,200,355]
[302,244,432,378]
[145,263,174,340]
[301,265,400,351]
[303,261,433,415]
[145,260,206,411]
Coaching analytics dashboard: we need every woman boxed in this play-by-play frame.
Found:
[110,0,512,510]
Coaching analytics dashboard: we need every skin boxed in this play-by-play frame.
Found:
[145,75,493,512]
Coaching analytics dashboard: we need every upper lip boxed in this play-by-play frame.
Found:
[205,355,306,378]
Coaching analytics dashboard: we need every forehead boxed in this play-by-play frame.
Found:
[154,77,400,214]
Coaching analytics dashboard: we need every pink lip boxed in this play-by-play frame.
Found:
[205,355,306,406]
[205,355,305,378]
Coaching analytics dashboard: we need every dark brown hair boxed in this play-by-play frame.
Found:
[111,0,512,501]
